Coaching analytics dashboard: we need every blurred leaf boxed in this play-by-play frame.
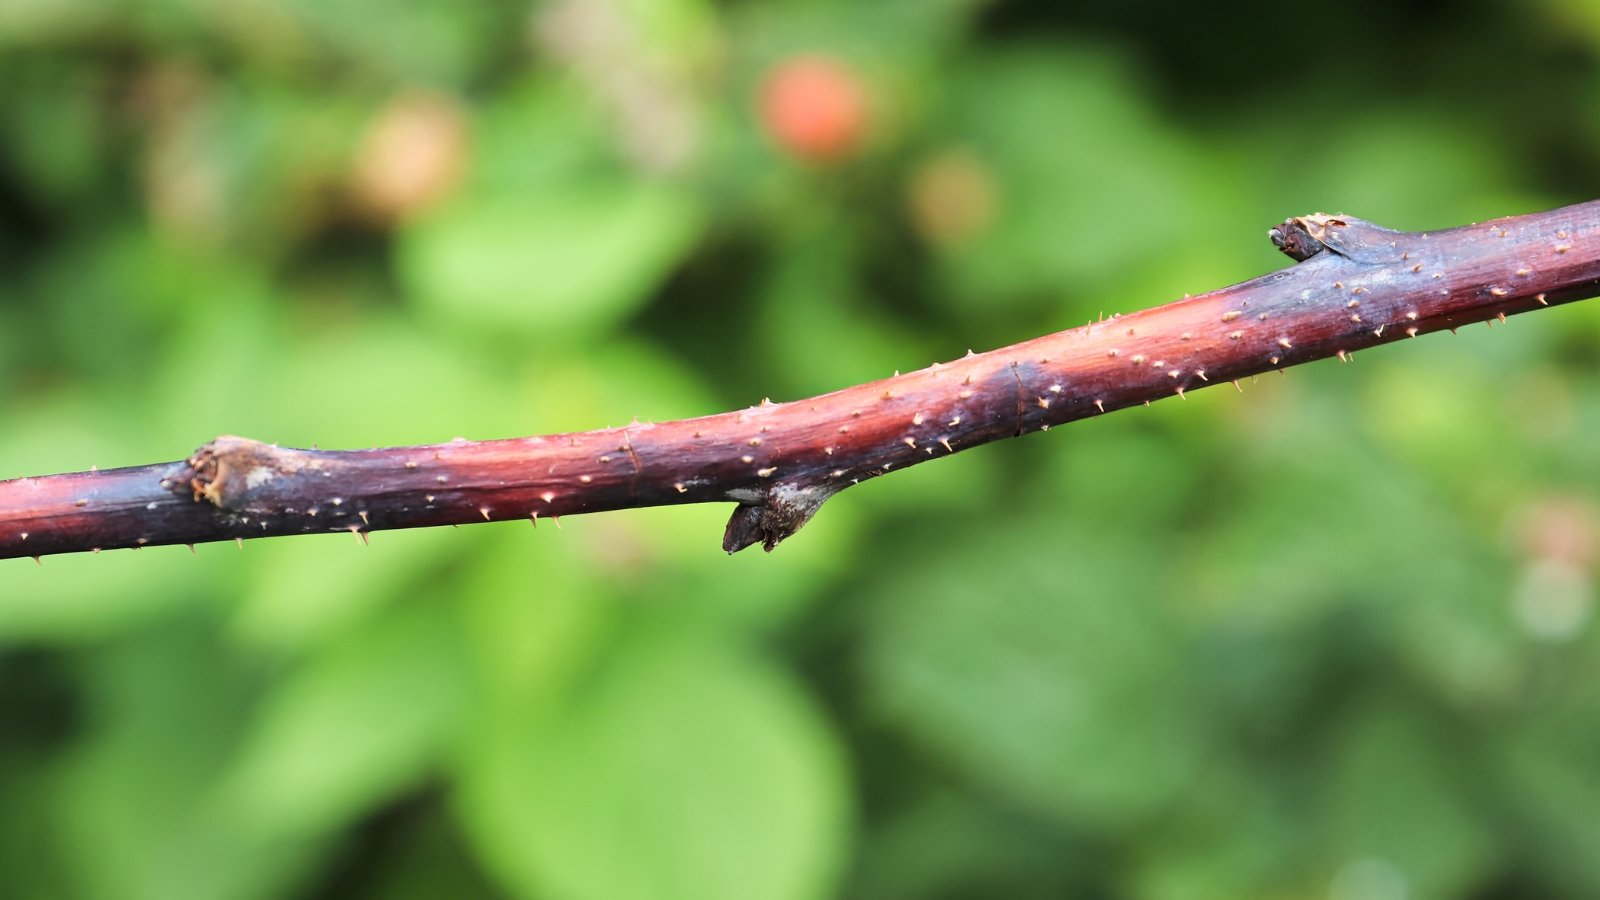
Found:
[51,622,324,900]
[1314,698,1499,898]
[862,508,1206,830]
[403,180,700,338]
[456,626,849,900]
[218,597,471,839]
[401,82,704,341]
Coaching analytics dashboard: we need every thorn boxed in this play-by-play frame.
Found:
[1196,370,1208,381]
[938,438,953,452]
[1497,312,1507,323]
[1406,326,1419,337]
[675,482,688,492]
[1175,387,1186,399]
[963,374,973,385]
[235,537,244,549]
[913,412,924,425]
[1337,349,1348,363]
[1221,310,1242,322]
[903,437,917,448]
[1270,356,1280,365]
[1094,399,1105,413]
[1350,314,1362,323]
[579,474,593,483]
[1037,397,1050,408]
[187,544,196,555]
[758,467,777,478]
[1490,287,1508,297]
[529,513,538,528]
[1537,293,1548,305]
[1406,310,1419,320]
[350,527,368,545]
[1228,331,1243,340]
[1167,369,1180,379]
[541,491,555,503]
[32,557,41,566]
[359,511,369,525]
[480,507,491,520]
[823,447,834,456]
[1277,337,1293,349]
[1107,349,1120,357]
[948,416,961,426]
[1143,400,1151,407]
[1232,380,1243,392]
[551,516,562,529]
[1048,384,1062,393]
[19,532,26,541]
[1374,325,1386,336]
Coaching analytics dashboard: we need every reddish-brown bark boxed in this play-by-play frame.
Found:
[5,201,1600,561]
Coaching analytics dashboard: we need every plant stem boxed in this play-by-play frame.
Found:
[5,201,1600,561]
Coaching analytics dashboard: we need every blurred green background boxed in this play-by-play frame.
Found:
[6,1,1600,898]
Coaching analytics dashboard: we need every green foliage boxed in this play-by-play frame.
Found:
[5,2,1600,897]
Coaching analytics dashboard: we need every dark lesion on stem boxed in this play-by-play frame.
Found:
[179,435,321,512]
[722,483,838,553]
[1269,213,1407,265]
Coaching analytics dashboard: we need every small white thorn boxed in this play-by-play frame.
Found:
[541,491,556,503]
[757,467,777,478]
[1094,399,1105,413]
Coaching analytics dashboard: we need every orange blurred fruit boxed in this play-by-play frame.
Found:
[757,55,869,163]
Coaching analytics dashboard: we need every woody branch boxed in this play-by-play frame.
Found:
[4,200,1600,562]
